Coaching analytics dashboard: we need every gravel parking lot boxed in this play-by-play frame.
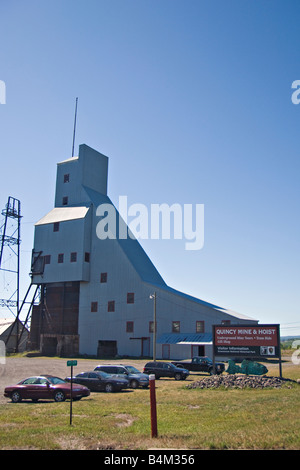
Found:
[0,355,293,405]
[0,356,146,404]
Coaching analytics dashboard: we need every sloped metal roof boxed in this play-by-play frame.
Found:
[0,318,28,336]
[149,283,258,322]
[83,186,166,286]
[157,333,213,344]
[35,206,90,225]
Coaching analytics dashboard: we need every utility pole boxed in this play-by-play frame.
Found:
[72,97,78,158]
[150,292,157,361]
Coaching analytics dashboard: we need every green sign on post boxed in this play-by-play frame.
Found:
[67,360,77,425]
[67,360,77,367]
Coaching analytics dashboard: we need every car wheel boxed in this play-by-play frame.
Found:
[130,379,139,389]
[11,391,22,403]
[174,373,182,381]
[105,383,114,393]
[54,390,65,402]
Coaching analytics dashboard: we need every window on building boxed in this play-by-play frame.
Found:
[62,196,68,206]
[70,252,77,262]
[127,292,134,304]
[53,222,59,232]
[91,302,98,312]
[44,255,51,265]
[108,301,115,312]
[221,320,231,325]
[100,272,107,283]
[84,252,90,262]
[196,321,205,333]
[149,321,157,333]
[58,253,64,263]
[126,321,134,333]
[64,174,70,183]
[172,321,180,333]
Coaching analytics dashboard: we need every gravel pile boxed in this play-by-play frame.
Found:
[186,374,289,390]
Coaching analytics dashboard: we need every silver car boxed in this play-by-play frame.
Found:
[94,364,149,389]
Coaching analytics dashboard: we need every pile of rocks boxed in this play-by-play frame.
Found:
[186,374,289,390]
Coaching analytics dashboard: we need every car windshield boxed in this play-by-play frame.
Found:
[97,371,110,378]
[124,366,140,374]
[47,376,66,384]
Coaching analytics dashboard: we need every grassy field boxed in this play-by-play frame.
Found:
[0,359,299,450]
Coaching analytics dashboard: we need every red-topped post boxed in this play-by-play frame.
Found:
[149,374,158,437]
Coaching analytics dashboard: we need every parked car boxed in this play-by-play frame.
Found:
[143,361,189,380]
[94,364,149,389]
[65,370,129,393]
[172,356,225,375]
[4,375,90,403]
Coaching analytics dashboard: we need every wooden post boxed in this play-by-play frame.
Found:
[70,364,73,425]
[149,374,158,438]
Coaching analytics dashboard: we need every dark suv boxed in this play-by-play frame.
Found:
[143,361,189,380]
[94,364,149,389]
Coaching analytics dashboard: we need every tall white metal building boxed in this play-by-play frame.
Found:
[29,144,258,358]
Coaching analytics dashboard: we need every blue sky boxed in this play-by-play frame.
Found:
[0,0,299,336]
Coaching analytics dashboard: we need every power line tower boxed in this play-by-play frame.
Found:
[0,197,40,352]
[0,196,23,351]
[0,196,21,315]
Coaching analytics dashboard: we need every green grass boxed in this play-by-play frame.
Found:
[0,362,299,450]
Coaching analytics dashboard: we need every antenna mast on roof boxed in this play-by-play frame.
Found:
[71,97,78,157]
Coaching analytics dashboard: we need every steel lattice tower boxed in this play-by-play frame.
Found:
[0,197,40,352]
[0,196,21,315]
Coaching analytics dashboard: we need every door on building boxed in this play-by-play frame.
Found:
[97,340,118,358]
[191,345,205,357]
[162,344,170,359]
[41,336,58,356]
[141,337,150,357]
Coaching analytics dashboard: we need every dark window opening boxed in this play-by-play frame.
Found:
[84,252,90,262]
[91,302,98,312]
[64,174,70,183]
[196,321,205,333]
[53,222,59,232]
[149,321,157,333]
[108,301,115,312]
[62,196,68,206]
[126,321,134,333]
[70,252,77,262]
[100,272,107,283]
[127,292,134,304]
[172,321,180,333]
[58,253,64,263]
[44,255,51,265]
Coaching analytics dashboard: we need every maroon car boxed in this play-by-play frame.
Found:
[4,375,90,403]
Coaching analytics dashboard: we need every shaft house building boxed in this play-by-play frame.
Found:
[29,144,258,358]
